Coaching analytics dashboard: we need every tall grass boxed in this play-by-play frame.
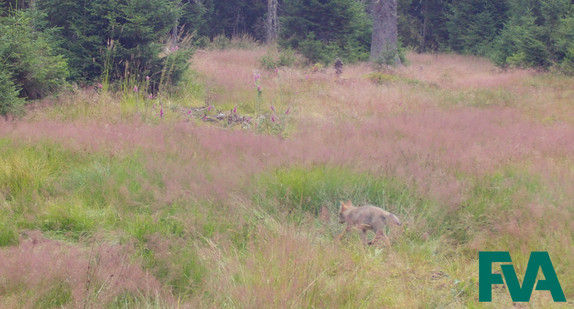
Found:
[28,67,205,125]
[1,49,573,307]
[254,165,425,224]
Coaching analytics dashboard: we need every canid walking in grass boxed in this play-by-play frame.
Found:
[337,200,401,247]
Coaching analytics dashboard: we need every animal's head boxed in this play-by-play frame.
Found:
[391,214,402,226]
[338,200,353,223]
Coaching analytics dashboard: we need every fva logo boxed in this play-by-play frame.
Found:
[479,251,566,302]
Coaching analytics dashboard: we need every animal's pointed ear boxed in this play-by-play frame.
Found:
[346,200,353,207]
[340,200,347,210]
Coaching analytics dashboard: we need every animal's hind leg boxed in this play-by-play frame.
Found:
[370,230,391,247]
[360,230,368,247]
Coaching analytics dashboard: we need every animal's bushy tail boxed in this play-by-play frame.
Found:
[390,214,401,226]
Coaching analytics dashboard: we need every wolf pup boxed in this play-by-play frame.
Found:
[337,200,401,247]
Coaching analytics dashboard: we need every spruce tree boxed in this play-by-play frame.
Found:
[447,0,508,56]
[494,0,573,70]
[37,0,186,85]
[280,0,371,64]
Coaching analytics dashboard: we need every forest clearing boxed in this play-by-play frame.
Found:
[1,45,574,307]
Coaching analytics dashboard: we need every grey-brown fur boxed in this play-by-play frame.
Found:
[337,200,401,246]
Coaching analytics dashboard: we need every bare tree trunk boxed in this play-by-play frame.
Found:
[170,0,180,46]
[267,0,279,43]
[370,0,400,65]
[420,0,429,52]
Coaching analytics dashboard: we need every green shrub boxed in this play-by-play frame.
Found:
[280,0,371,64]
[260,48,299,70]
[208,34,259,51]
[210,35,231,50]
[0,68,24,117]
[446,1,508,56]
[260,53,278,71]
[559,52,574,76]
[493,14,549,68]
[156,44,195,92]
[278,48,298,67]
[555,17,574,75]
[38,0,189,87]
[373,43,407,68]
[0,9,68,116]
[492,1,574,70]
[297,32,338,64]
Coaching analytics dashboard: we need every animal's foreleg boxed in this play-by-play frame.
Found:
[336,225,351,242]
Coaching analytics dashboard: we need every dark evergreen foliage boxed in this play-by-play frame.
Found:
[37,0,189,85]
[398,0,450,52]
[446,0,509,56]
[179,0,267,42]
[0,9,68,116]
[397,0,574,73]
[494,0,574,70]
[280,0,372,64]
[4,0,574,118]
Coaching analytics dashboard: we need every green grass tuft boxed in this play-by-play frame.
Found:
[255,164,420,217]
[34,281,72,309]
[0,221,19,247]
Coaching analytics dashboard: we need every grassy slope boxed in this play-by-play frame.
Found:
[1,47,573,307]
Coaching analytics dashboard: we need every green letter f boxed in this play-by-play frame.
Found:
[479,251,512,302]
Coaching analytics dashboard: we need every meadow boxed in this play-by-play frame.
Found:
[1,45,573,308]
